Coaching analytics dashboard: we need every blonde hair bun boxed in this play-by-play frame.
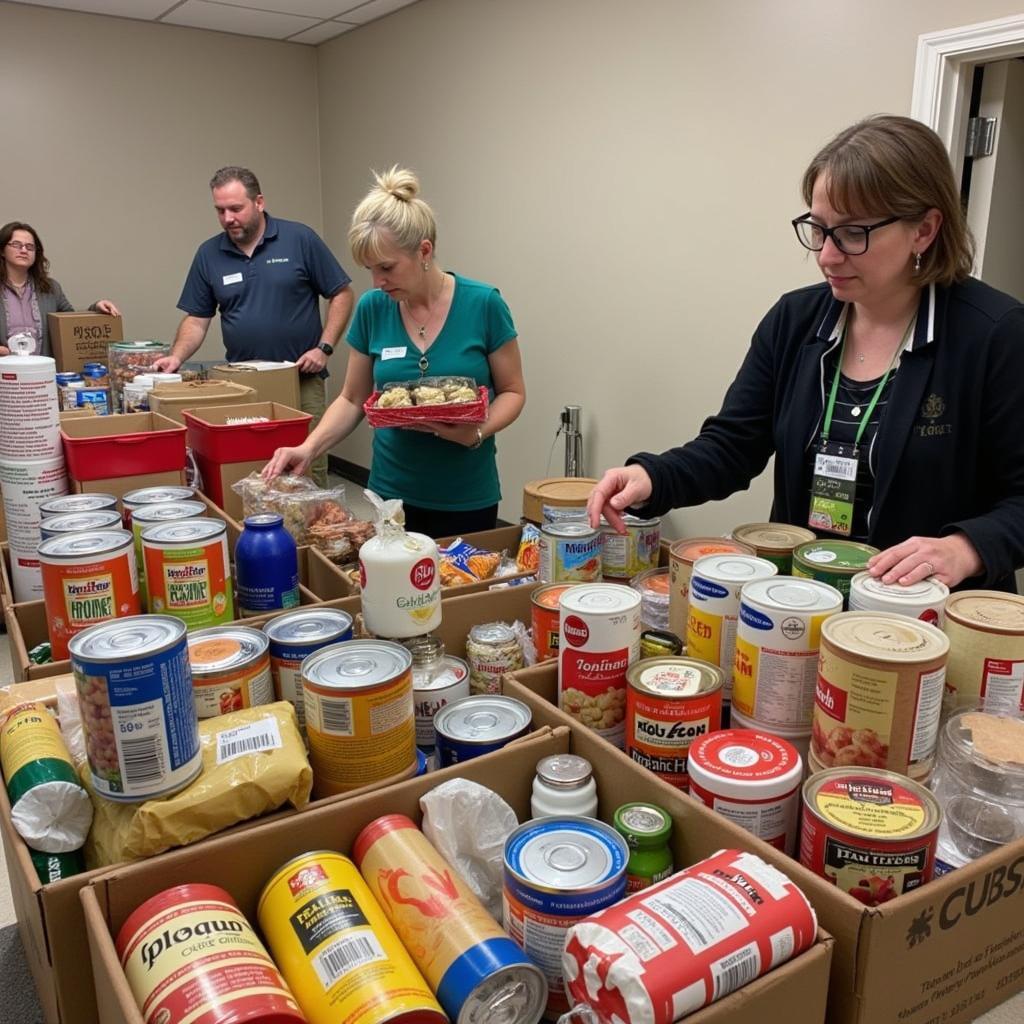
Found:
[374,165,420,203]
[350,165,437,264]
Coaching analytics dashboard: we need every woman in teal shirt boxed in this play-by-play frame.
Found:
[264,166,526,536]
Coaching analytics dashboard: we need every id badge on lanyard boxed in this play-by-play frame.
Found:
[809,440,859,536]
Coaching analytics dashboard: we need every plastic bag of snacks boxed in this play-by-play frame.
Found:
[516,523,541,572]
[364,375,488,427]
[438,536,510,586]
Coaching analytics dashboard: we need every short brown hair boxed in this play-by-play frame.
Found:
[209,166,262,199]
[0,222,54,294]
[801,115,974,286]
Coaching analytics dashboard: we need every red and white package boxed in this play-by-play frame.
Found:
[561,848,818,1024]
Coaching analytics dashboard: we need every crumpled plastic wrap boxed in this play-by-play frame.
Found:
[420,778,519,920]
[81,701,312,867]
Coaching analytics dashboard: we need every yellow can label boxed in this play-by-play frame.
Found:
[0,703,69,780]
[814,777,927,838]
[732,635,759,716]
[686,606,723,667]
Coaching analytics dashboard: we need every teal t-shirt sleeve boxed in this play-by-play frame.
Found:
[486,288,517,353]
[347,292,373,354]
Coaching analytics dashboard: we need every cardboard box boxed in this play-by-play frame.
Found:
[196,456,262,520]
[46,313,123,374]
[81,725,833,1024]
[208,361,300,409]
[0,543,12,608]
[72,470,187,501]
[147,380,257,425]
[503,662,1024,1024]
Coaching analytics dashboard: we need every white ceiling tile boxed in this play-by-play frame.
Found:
[286,20,357,44]
[161,0,319,39]
[334,0,418,26]
[210,0,354,17]
[12,0,175,16]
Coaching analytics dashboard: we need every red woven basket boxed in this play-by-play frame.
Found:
[363,385,489,427]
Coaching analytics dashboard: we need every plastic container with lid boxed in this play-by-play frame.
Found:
[531,753,598,818]
[612,802,674,892]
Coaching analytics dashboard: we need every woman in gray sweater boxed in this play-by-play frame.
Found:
[0,221,120,356]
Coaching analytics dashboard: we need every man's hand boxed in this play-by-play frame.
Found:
[95,300,121,316]
[152,354,183,373]
[296,346,328,374]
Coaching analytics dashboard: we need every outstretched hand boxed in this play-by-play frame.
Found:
[586,465,653,532]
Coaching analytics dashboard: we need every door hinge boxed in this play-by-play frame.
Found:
[965,116,997,158]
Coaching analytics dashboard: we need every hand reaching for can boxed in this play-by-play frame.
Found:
[587,466,653,532]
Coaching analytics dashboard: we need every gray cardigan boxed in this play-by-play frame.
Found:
[0,278,99,356]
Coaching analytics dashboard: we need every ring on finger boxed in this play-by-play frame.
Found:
[922,561,935,575]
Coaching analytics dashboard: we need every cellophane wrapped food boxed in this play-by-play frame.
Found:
[365,375,488,427]
[438,536,518,587]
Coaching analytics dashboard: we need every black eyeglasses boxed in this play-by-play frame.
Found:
[792,213,901,255]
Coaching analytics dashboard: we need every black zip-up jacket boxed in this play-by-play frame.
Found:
[629,278,1024,591]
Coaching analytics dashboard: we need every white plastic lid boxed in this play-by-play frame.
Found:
[687,729,803,799]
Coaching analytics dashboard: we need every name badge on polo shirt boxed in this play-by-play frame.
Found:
[381,347,407,360]
[222,272,243,286]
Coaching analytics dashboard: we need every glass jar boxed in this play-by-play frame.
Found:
[466,622,523,695]
[403,634,446,686]
[531,754,598,818]
[108,340,170,410]
[613,802,674,892]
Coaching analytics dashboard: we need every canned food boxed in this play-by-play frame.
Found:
[612,802,674,892]
[258,851,445,1024]
[120,485,196,526]
[466,622,524,695]
[849,572,950,625]
[434,694,532,767]
[688,729,804,855]
[38,493,117,520]
[539,521,602,583]
[559,583,641,748]
[38,510,122,542]
[39,530,141,660]
[668,537,755,640]
[732,575,843,729]
[813,612,949,777]
[354,815,547,1024]
[143,518,234,628]
[187,626,274,719]
[800,767,941,904]
[130,499,207,599]
[69,616,201,801]
[792,540,880,608]
[302,640,416,796]
[625,656,723,791]
[413,654,470,750]
[600,514,661,580]
[631,566,671,631]
[263,608,353,728]
[503,817,628,1018]
[732,522,817,573]
[532,583,578,661]
[119,883,304,1024]
[639,628,684,659]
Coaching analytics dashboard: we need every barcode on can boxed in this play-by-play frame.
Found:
[120,734,166,786]
[312,932,386,989]
[316,696,353,736]
[711,941,760,1000]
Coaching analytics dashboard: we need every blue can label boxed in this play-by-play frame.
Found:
[740,602,775,630]
[435,735,505,767]
[691,576,729,601]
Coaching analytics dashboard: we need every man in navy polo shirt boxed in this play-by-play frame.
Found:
[156,166,353,485]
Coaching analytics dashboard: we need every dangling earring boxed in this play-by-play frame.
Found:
[913,252,922,273]
[422,261,430,271]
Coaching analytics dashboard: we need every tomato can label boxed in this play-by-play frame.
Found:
[532,583,577,660]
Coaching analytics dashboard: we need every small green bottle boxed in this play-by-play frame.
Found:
[613,802,674,892]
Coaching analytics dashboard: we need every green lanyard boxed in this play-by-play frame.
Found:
[821,314,916,448]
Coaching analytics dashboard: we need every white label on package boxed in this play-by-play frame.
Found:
[641,877,748,955]
[729,851,792,901]
[216,717,283,764]
[626,907,678,953]
[381,346,407,360]
[769,926,795,970]
[222,272,244,285]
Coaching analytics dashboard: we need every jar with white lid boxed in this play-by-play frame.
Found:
[530,753,598,818]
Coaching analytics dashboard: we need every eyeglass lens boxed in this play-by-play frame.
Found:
[795,221,869,255]
[6,242,36,252]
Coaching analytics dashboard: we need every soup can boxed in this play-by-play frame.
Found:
[848,571,950,625]
[130,499,207,599]
[258,850,445,1024]
[625,656,724,791]
[800,767,941,905]
[600,514,661,580]
[302,640,416,797]
[559,583,642,748]
[39,530,141,660]
[942,591,1024,712]
[143,518,234,628]
[354,815,548,1024]
[38,493,117,520]
[732,522,817,574]
[792,540,880,608]
[38,510,122,542]
[503,816,628,1018]
[120,484,196,526]
[813,612,949,778]
[668,537,755,640]
[187,626,274,719]
[119,883,305,1024]
[434,694,532,767]
[732,575,843,729]
[532,583,578,661]
[69,616,200,801]
[538,521,602,583]
[414,654,470,750]
[263,608,354,728]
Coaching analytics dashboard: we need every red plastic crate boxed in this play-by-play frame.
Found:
[60,413,186,481]
[183,402,312,462]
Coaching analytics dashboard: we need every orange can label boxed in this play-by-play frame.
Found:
[144,535,233,629]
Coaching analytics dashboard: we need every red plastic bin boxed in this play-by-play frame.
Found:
[183,402,312,463]
[60,412,186,481]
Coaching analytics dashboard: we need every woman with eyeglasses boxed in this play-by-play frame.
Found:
[0,222,120,357]
[589,115,1024,592]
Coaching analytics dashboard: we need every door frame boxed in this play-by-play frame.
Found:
[911,14,1024,168]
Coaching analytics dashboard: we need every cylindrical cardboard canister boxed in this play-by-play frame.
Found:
[668,537,754,640]
[522,477,597,525]
[0,354,61,461]
[813,612,949,778]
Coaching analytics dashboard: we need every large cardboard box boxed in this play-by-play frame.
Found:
[45,313,123,374]
[503,662,1024,1024]
[208,361,300,409]
[147,380,256,425]
[81,725,833,1024]
[72,469,186,501]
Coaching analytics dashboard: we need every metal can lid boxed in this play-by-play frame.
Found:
[613,802,673,844]
[41,511,123,535]
[850,572,950,605]
[822,611,949,662]
[244,513,284,529]
[188,627,269,673]
[794,540,879,570]
[669,536,755,563]
[468,622,516,645]
[459,964,548,1024]
[38,529,133,559]
[628,656,722,697]
[69,615,186,662]
[688,729,803,799]
[559,582,641,616]
[414,655,469,692]
[536,754,592,788]
[122,486,196,507]
[533,583,577,609]
[131,501,207,524]
[732,522,817,552]
[303,640,411,692]
[944,590,1024,633]
[691,553,779,585]
[742,576,845,613]
[504,817,627,891]
[542,521,600,540]
[435,695,531,743]
[600,513,661,531]
[39,494,117,517]
[141,518,226,545]
[263,608,354,645]
[630,567,670,596]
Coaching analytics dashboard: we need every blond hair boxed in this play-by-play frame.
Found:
[349,166,437,264]
[801,115,974,286]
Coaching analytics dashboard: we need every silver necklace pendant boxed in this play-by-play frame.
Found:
[418,353,429,374]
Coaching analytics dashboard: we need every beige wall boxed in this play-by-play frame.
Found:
[317,0,1024,533]
[0,1,321,362]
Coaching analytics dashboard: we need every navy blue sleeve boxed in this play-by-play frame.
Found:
[302,228,351,298]
[177,248,217,317]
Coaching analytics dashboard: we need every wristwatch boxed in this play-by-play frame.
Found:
[317,342,334,356]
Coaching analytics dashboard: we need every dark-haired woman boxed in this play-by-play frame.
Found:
[0,221,120,356]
